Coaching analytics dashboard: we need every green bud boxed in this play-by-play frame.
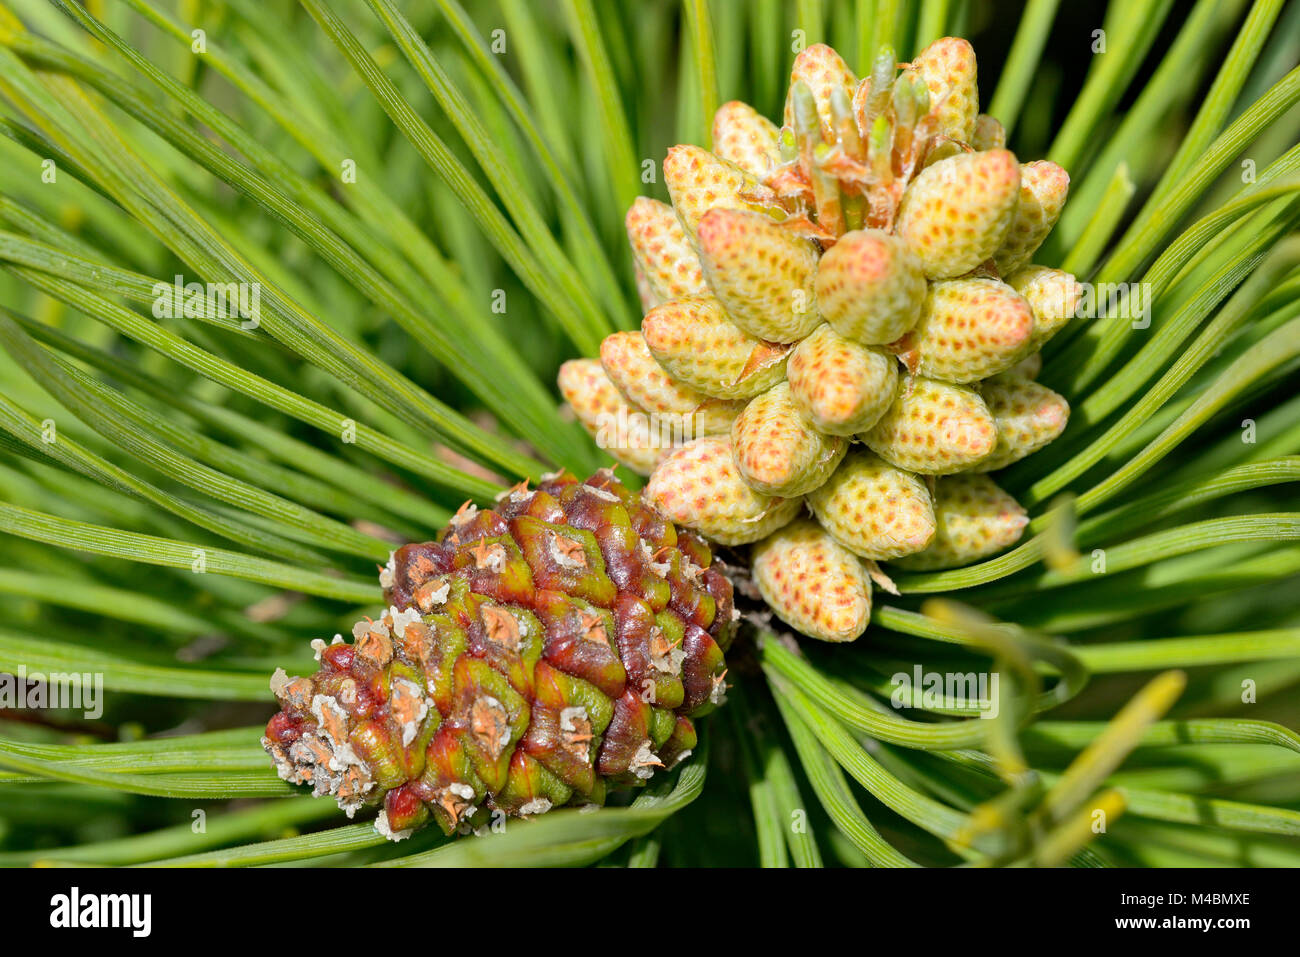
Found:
[869,113,891,154]
[865,45,897,128]
[829,85,854,123]
[790,80,820,136]
[829,85,861,154]
[873,45,897,85]
[910,75,931,116]
[778,126,798,162]
[892,76,917,127]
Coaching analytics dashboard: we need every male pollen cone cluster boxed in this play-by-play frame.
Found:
[560,39,1078,644]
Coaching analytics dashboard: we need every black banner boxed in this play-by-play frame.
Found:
[0,866,1285,943]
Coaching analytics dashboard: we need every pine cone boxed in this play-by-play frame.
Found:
[263,470,735,840]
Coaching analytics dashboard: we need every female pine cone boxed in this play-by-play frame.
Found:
[561,39,1078,644]
[263,470,735,841]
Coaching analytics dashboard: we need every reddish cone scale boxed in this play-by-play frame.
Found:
[264,470,735,840]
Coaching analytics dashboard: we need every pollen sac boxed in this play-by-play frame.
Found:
[645,436,803,545]
[994,161,1070,276]
[975,373,1070,472]
[664,144,773,241]
[971,114,1006,151]
[642,296,792,400]
[1007,351,1042,380]
[730,380,848,496]
[782,43,858,139]
[598,332,692,415]
[814,229,927,346]
[696,208,822,343]
[626,197,710,305]
[807,450,937,560]
[264,470,734,840]
[557,358,668,475]
[892,474,1029,570]
[787,324,899,435]
[1006,265,1082,351]
[634,261,660,313]
[894,278,1035,384]
[909,37,979,144]
[712,100,781,178]
[862,376,997,474]
[600,330,739,437]
[895,150,1021,279]
[751,519,872,643]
